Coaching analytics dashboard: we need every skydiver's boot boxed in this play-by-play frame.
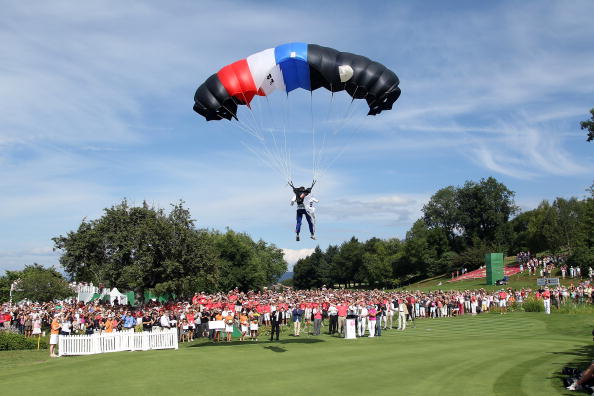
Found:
[296,234,300,241]
[310,234,316,240]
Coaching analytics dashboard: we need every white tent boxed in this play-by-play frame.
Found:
[109,288,128,305]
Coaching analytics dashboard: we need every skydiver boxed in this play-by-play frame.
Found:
[289,181,317,241]
[305,191,319,235]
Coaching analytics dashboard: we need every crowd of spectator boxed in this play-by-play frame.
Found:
[3,278,594,349]
[515,251,590,279]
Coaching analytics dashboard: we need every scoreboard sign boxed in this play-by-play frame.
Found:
[536,278,560,286]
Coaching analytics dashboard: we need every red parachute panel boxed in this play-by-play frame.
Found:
[217,59,257,105]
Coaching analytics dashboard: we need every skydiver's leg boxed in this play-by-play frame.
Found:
[305,212,315,237]
[296,210,304,240]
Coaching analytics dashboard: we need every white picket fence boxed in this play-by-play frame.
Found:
[58,328,178,356]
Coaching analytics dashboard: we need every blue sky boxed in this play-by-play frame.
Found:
[1,1,593,272]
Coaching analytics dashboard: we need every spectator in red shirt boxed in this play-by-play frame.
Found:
[498,290,508,314]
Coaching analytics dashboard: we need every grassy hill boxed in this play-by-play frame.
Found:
[400,258,574,292]
[401,273,550,292]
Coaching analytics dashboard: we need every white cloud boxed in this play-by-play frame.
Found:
[282,248,314,270]
[323,193,428,226]
[466,121,592,179]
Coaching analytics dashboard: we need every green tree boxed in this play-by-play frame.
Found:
[452,239,491,271]
[323,245,340,286]
[567,247,594,275]
[361,238,393,287]
[10,264,72,303]
[0,270,21,303]
[509,210,541,253]
[456,177,519,246]
[581,108,594,142]
[397,220,435,278]
[332,237,363,287]
[583,183,594,248]
[423,186,461,248]
[553,197,585,252]
[527,200,564,254]
[53,200,220,297]
[293,255,317,289]
[209,229,286,292]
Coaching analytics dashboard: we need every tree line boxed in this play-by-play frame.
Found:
[293,178,594,289]
[0,264,72,303]
[2,178,592,302]
[50,200,286,299]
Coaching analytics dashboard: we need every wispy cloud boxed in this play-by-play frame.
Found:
[467,121,590,179]
[323,193,428,227]
[1,1,593,271]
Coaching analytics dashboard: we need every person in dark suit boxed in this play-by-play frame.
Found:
[270,308,282,341]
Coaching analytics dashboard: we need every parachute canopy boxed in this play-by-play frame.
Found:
[193,42,401,121]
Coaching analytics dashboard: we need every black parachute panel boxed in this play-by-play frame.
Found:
[193,43,400,120]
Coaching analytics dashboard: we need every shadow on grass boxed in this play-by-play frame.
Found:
[549,344,594,366]
[189,337,325,348]
[264,346,287,353]
[548,344,594,391]
[493,344,594,395]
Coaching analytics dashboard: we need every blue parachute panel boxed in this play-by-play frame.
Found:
[274,42,310,92]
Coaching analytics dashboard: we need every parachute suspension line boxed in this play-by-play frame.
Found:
[282,93,291,183]
[332,87,359,136]
[283,91,293,183]
[265,94,291,184]
[255,94,280,173]
[316,91,369,180]
[224,106,285,179]
[310,90,317,183]
[316,87,360,179]
[313,87,336,183]
[315,87,365,181]
[220,103,264,141]
[242,141,287,180]
[230,92,288,182]
[240,92,266,139]
[240,91,292,183]
[243,142,288,182]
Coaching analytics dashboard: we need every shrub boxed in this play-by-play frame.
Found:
[489,302,519,314]
[508,301,521,312]
[556,303,594,315]
[0,332,48,350]
[522,297,544,312]
[489,305,502,314]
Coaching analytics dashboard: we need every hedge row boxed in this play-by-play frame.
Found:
[0,332,48,351]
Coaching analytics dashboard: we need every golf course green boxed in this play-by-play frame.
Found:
[1,312,591,395]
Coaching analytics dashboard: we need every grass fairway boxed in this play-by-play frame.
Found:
[2,313,592,396]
